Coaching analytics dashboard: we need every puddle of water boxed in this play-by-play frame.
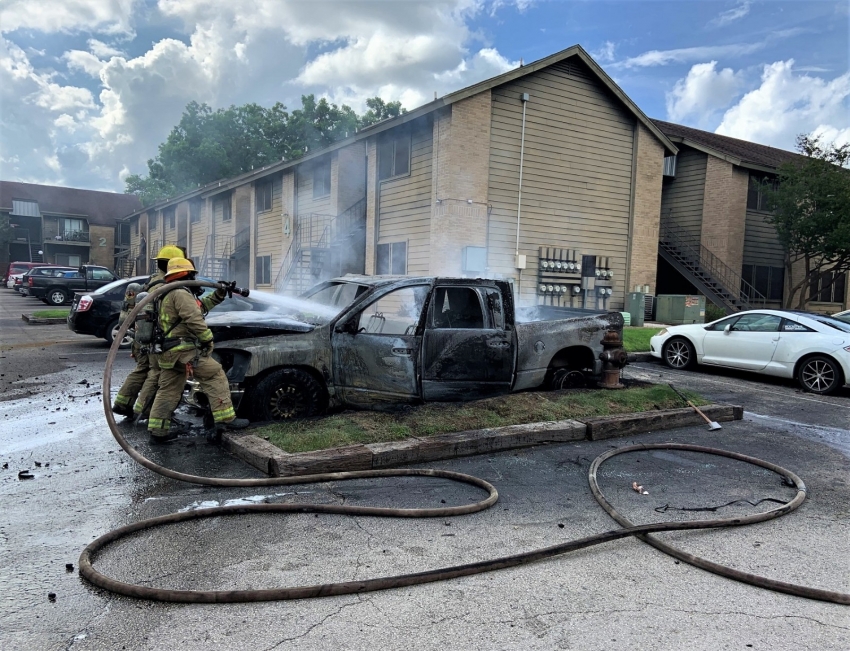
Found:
[177,491,312,512]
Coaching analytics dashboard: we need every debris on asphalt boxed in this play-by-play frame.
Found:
[48,593,56,602]
[18,470,34,480]
[65,563,74,572]
[632,481,649,495]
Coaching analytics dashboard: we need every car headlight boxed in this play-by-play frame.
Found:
[656,328,668,337]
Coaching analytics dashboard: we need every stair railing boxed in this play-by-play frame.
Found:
[659,224,767,310]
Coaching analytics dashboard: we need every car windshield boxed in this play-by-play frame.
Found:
[95,277,146,295]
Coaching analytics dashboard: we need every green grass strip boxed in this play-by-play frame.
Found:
[31,309,70,318]
[622,327,662,352]
[257,384,706,454]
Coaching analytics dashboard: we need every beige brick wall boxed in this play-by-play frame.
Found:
[89,225,115,267]
[364,138,378,274]
[430,94,491,275]
[700,156,748,275]
[628,123,664,294]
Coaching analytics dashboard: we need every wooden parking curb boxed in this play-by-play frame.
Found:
[223,405,742,477]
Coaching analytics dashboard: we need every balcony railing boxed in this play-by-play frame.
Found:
[49,230,91,243]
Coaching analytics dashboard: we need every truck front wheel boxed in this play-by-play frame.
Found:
[251,368,325,421]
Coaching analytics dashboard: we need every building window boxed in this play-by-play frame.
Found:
[133,219,139,235]
[220,196,232,222]
[313,159,331,198]
[377,130,411,180]
[256,181,272,212]
[56,254,82,267]
[165,207,176,230]
[255,255,271,285]
[741,264,784,302]
[809,270,847,303]
[190,201,201,223]
[150,211,158,230]
[747,175,776,212]
[59,218,87,240]
[376,241,407,275]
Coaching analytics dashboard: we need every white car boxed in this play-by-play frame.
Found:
[833,309,850,325]
[650,310,850,395]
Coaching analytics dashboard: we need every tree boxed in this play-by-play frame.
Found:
[765,134,850,309]
[126,95,403,206]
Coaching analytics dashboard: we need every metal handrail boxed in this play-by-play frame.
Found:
[659,224,768,310]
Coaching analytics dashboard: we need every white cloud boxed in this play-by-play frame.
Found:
[716,60,850,149]
[1,0,520,190]
[64,50,106,77]
[591,41,616,63]
[710,1,751,28]
[666,61,744,125]
[0,0,136,35]
[88,39,125,58]
[614,42,764,69]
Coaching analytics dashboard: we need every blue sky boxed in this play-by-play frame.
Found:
[1,1,847,192]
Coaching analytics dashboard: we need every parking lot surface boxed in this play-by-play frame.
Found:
[1,289,848,650]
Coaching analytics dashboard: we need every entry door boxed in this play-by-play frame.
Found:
[333,285,429,407]
[701,313,782,370]
[421,286,515,401]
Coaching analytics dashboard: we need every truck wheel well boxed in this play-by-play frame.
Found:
[547,346,596,372]
[246,365,329,404]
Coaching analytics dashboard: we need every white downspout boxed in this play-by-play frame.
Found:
[515,92,529,298]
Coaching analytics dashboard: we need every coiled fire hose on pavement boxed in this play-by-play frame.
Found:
[80,280,850,605]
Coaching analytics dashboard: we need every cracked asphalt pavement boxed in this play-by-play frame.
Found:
[1,291,848,650]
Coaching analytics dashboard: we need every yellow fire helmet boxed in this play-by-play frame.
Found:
[154,244,184,261]
[164,257,196,281]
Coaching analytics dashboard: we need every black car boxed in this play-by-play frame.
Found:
[68,275,147,348]
[68,276,248,348]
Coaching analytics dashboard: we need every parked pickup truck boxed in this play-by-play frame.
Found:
[30,264,118,306]
[188,275,626,421]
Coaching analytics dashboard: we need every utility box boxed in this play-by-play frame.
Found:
[626,292,645,327]
[656,294,706,325]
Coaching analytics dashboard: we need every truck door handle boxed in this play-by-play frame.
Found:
[392,347,413,356]
[488,341,510,348]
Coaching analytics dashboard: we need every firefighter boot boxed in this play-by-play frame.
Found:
[149,429,179,444]
[112,403,134,418]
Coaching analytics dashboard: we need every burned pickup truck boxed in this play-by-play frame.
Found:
[193,276,626,421]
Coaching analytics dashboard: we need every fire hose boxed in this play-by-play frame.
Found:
[80,280,850,605]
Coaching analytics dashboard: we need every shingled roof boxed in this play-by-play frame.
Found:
[652,119,801,171]
[0,181,142,226]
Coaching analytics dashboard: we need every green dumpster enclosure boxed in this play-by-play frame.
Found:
[656,294,706,325]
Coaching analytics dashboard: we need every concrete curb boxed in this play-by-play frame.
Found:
[223,403,743,477]
[21,314,67,325]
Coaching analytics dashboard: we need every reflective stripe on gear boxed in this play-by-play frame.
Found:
[114,394,131,406]
[212,406,236,423]
[147,417,171,431]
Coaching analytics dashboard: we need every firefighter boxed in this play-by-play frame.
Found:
[111,245,184,419]
[147,257,249,443]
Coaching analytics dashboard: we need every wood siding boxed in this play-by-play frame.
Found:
[189,200,210,260]
[255,176,284,286]
[659,148,706,242]
[743,209,784,266]
[486,56,635,307]
[378,120,433,274]
[295,159,333,217]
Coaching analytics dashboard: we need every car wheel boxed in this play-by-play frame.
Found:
[549,368,586,390]
[662,337,695,370]
[252,368,325,421]
[47,288,69,306]
[104,318,133,349]
[797,355,842,395]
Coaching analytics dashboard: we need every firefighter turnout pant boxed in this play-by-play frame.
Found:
[133,351,160,417]
[113,344,149,412]
[148,348,236,434]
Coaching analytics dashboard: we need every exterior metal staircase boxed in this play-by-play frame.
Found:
[658,224,767,314]
[274,198,366,296]
[29,244,43,263]
[198,227,249,280]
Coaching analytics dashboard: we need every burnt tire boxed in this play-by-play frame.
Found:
[662,337,695,370]
[251,368,325,421]
[46,288,69,306]
[797,355,842,395]
[549,368,586,390]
